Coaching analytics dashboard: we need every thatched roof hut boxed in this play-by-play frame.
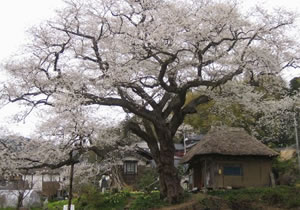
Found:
[181,127,278,189]
[181,127,278,163]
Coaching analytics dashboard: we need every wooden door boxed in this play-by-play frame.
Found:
[193,165,203,189]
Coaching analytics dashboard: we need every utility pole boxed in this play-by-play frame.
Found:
[293,111,300,171]
[68,151,75,210]
[183,133,187,155]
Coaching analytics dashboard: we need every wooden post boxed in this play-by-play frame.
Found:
[68,152,74,210]
[270,172,276,187]
[183,133,187,155]
[204,159,207,188]
[294,112,300,171]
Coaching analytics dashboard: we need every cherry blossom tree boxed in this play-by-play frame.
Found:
[2,0,300,202]
[0,114,131,207]
[0,135,74,176]
[0,108,126,181]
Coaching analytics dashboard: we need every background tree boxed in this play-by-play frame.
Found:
[290,77,300,94]
[0,109,131,193]
[185,75,296,147]
[2,0,300,203]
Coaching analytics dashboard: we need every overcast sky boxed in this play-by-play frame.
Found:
[0,0,299,136]
[0,0,299,63]
[0,0,64,62]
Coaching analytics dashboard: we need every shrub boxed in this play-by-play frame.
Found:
[105,190,131,205]
[209,186,300,209]
[130,191,167,210]
[47,199,70,210]
[272,157,299,185]
[261,191,285,205]
[287,197,300,208]
[75,187,130,210]
[137,168,159,191]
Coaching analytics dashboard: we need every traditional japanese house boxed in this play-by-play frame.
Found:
[117,143,155,187]
[181,127,278,189]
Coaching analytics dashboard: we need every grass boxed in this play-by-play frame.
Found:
[44,190,167,210]
[47,199,73,210]
[2,186,300,210]
[208,185,300,209]
[130,191,168,210]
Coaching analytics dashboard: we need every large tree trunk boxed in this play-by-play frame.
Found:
[128,120,184,203]
[152,129,183,203]
[157,154,183,203]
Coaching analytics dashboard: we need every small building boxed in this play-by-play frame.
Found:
[115,143,155,187]
[119,155,151,186]
[22,168,62,198]
[181,127,278,189]
[0,175,28,191]
[174,143,184,167]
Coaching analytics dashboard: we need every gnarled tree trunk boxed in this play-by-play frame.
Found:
[157,154,183,203]
[150,127,183,203]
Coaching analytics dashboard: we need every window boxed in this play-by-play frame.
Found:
[124,161,137,175]
[0,180,7,186]
[223,166,243,176]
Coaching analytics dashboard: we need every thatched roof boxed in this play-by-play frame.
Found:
[181,127,278,163]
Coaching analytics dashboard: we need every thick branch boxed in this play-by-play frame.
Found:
[19,156,79,170]
[158,56,179,93]
[169,95,211,136]
[118,83,159,110]
[81,92,156,123]
[52,26,109,72]
[182,95,211,115]
[127,120,161,163]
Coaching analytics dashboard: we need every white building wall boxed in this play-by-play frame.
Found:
[23,174,61,192]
